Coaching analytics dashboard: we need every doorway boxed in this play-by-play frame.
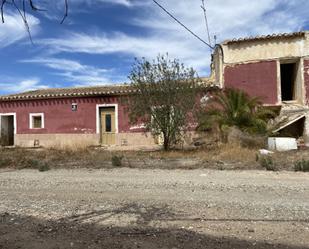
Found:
[280,62,298,101]
[0,115,15,146]
[100,107,116,145]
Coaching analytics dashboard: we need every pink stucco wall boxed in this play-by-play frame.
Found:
[224,61,278,105]
[0,96,141,135]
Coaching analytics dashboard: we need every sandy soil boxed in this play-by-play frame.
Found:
[0,168,309,249]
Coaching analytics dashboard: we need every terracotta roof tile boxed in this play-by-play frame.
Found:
[0,78,217,102]
[0,84,135,101]
[223,31,307,45]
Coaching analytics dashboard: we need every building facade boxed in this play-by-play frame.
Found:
[0,86,156,148]
[2,31,309,148]
[0,84,209,148]
[212,31,309,145]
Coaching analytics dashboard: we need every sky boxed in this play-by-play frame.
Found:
[0,0,309,95]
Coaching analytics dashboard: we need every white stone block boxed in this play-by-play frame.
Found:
[268,137,298,151]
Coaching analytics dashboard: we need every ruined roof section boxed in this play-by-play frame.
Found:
[0,78,216,101]
[223,31,307,45]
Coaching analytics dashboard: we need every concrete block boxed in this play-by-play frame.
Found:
[268,137,298,151]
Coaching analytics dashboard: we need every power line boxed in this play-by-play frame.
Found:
[201,0,212,48]
[152,0,214,50]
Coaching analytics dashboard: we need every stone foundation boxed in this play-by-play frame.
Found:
[15,131,201,149]
[116,132,156,147]
[15,134,100,149]
[15,132,157,149]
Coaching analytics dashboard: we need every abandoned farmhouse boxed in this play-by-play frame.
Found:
[1,31,309,148]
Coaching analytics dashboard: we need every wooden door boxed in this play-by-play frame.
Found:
[0,116,14,146]
[100,107,116,145]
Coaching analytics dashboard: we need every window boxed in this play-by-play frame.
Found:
[105,114,112,132]
[72,103,78,112]
[29,113,44,129]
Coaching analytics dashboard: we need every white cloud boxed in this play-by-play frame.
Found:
[68,0,132,6]
[93,0,132,7]
[40,32,210,72]
[39,0,309,76]
[41,0,138,21]
[0,78,48,94]
[0,12,40,48]
[20,57,125,86]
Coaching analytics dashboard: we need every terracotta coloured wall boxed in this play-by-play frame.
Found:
[224,61,278,105]
[0,96,139,135]
[304,60,309,105]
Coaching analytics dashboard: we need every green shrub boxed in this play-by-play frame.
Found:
[111,155,123,167]
[17,158,40,169]
[259,156,277,171]
[27,159,40,168]
[294,160,309,172]
[0,158,11,168]
[38,163,50,172]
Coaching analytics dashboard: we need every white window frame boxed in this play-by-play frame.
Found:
[29,113,45,129]
[96,104,118,134]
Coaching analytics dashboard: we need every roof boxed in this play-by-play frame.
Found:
[271,104,308,133]
[0,78,216,102]
[0,84,135,101]
[273,113,306,133]
[223,31,307,45]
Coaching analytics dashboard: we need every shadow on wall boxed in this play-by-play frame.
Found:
[0,203,307,249]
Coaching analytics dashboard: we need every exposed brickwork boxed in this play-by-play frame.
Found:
[224,61,278,105]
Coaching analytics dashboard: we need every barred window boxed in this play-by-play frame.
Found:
[30,114,44,129]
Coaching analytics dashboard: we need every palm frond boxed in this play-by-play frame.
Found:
[198,88,276,135]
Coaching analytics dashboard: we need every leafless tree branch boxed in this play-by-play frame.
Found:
[60,0,68,24]
[1,0,7,23]
[28,0,46,11]
[1,0,69,43]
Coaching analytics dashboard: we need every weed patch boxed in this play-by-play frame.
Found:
[111,155,123,167]
[38,163,50,172]
[259,156,277,171]
[294,159,309,172]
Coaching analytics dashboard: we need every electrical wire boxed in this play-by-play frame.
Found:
[152,0,214,50]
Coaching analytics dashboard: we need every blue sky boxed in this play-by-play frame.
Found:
[0,0,309,95]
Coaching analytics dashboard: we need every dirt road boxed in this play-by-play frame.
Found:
[0,168,309,249]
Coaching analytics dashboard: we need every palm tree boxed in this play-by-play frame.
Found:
[198,88,274,135]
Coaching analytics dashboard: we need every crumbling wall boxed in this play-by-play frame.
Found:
[304,59,309,105]
[212,46,223,87]
[222,37,306,64]
[224,61,278,105]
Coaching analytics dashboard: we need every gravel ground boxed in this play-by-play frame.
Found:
[0,168,309,249]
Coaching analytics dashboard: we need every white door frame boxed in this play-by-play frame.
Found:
[96,104,118,134]
[0,113,17,135]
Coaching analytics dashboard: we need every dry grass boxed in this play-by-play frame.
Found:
[206,143,257,163]
[0,144,305,171]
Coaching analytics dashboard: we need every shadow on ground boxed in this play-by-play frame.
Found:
[0,203,308,249]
